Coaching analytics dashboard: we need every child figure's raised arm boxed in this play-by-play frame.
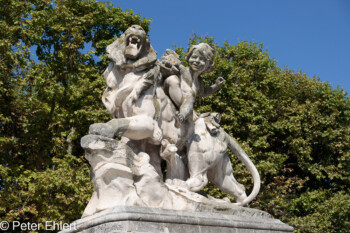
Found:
[199,76,225,98]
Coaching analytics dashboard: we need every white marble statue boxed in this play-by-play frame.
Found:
[90,25,162,144]
[162,43,225,125]
[82,25,261,217]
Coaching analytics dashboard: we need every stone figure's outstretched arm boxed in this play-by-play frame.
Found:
[199,76,225,98]
[225,131,261,206]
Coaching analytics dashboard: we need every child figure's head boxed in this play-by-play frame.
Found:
[186,43,215,74]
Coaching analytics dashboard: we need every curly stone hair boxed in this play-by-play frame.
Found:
[186,43,215,74]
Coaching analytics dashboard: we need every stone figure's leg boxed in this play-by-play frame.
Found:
[186,152,209,191]
[160,139,186,181]
[163,75,182,107]
[157,87,181,146]
[112,115,161,142]
[208,155,247,203]
[132,96,162,144]
[91,83,163,143]
[88,121,119,138]
[89,115,162,143]
[143,143,163,179]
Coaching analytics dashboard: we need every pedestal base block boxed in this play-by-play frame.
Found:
[61,206,293,233]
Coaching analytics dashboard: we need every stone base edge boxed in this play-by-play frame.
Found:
[60,206,294,233]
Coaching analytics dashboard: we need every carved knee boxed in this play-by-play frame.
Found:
[107,118,130,137]
[89,123,115,138]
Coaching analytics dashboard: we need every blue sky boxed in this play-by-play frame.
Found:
[106,0,350,94]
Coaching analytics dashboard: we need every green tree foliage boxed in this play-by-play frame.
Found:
[176,35,350,233]
[1,1,349,232]
[0,0,150,227]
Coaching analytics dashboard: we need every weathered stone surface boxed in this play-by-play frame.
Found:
[69,25,294,233]
[81,134,196,217]
[85,24,261,209]
[60,206,294,233]
[74,135,293,233]
[80,134,262,218]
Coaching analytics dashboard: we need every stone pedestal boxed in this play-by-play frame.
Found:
[60,206,293,233]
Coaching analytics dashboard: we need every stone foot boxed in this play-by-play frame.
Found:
[160,139,177,160]
[166,178,189,189]
[235,191,248,206]
[89,123,115,138]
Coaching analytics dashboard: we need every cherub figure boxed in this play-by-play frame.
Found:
[162,43,225,125]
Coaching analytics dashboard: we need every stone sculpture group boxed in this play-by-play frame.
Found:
[82,25,261,217]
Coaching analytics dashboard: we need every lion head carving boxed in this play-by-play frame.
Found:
[200,112,221,135]
[103,25,159,116]
[106,25,156,66]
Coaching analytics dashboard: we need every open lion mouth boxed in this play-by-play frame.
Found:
[127,35,141,49]
[125,35,143,59]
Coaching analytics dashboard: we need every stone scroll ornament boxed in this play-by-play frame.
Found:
[82,25,261,218]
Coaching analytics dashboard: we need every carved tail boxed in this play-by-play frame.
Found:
[226,133,261,206]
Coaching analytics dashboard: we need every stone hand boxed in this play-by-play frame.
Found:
[175,111,184,123]
[215,76,225,86]
[174,111,184,128]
